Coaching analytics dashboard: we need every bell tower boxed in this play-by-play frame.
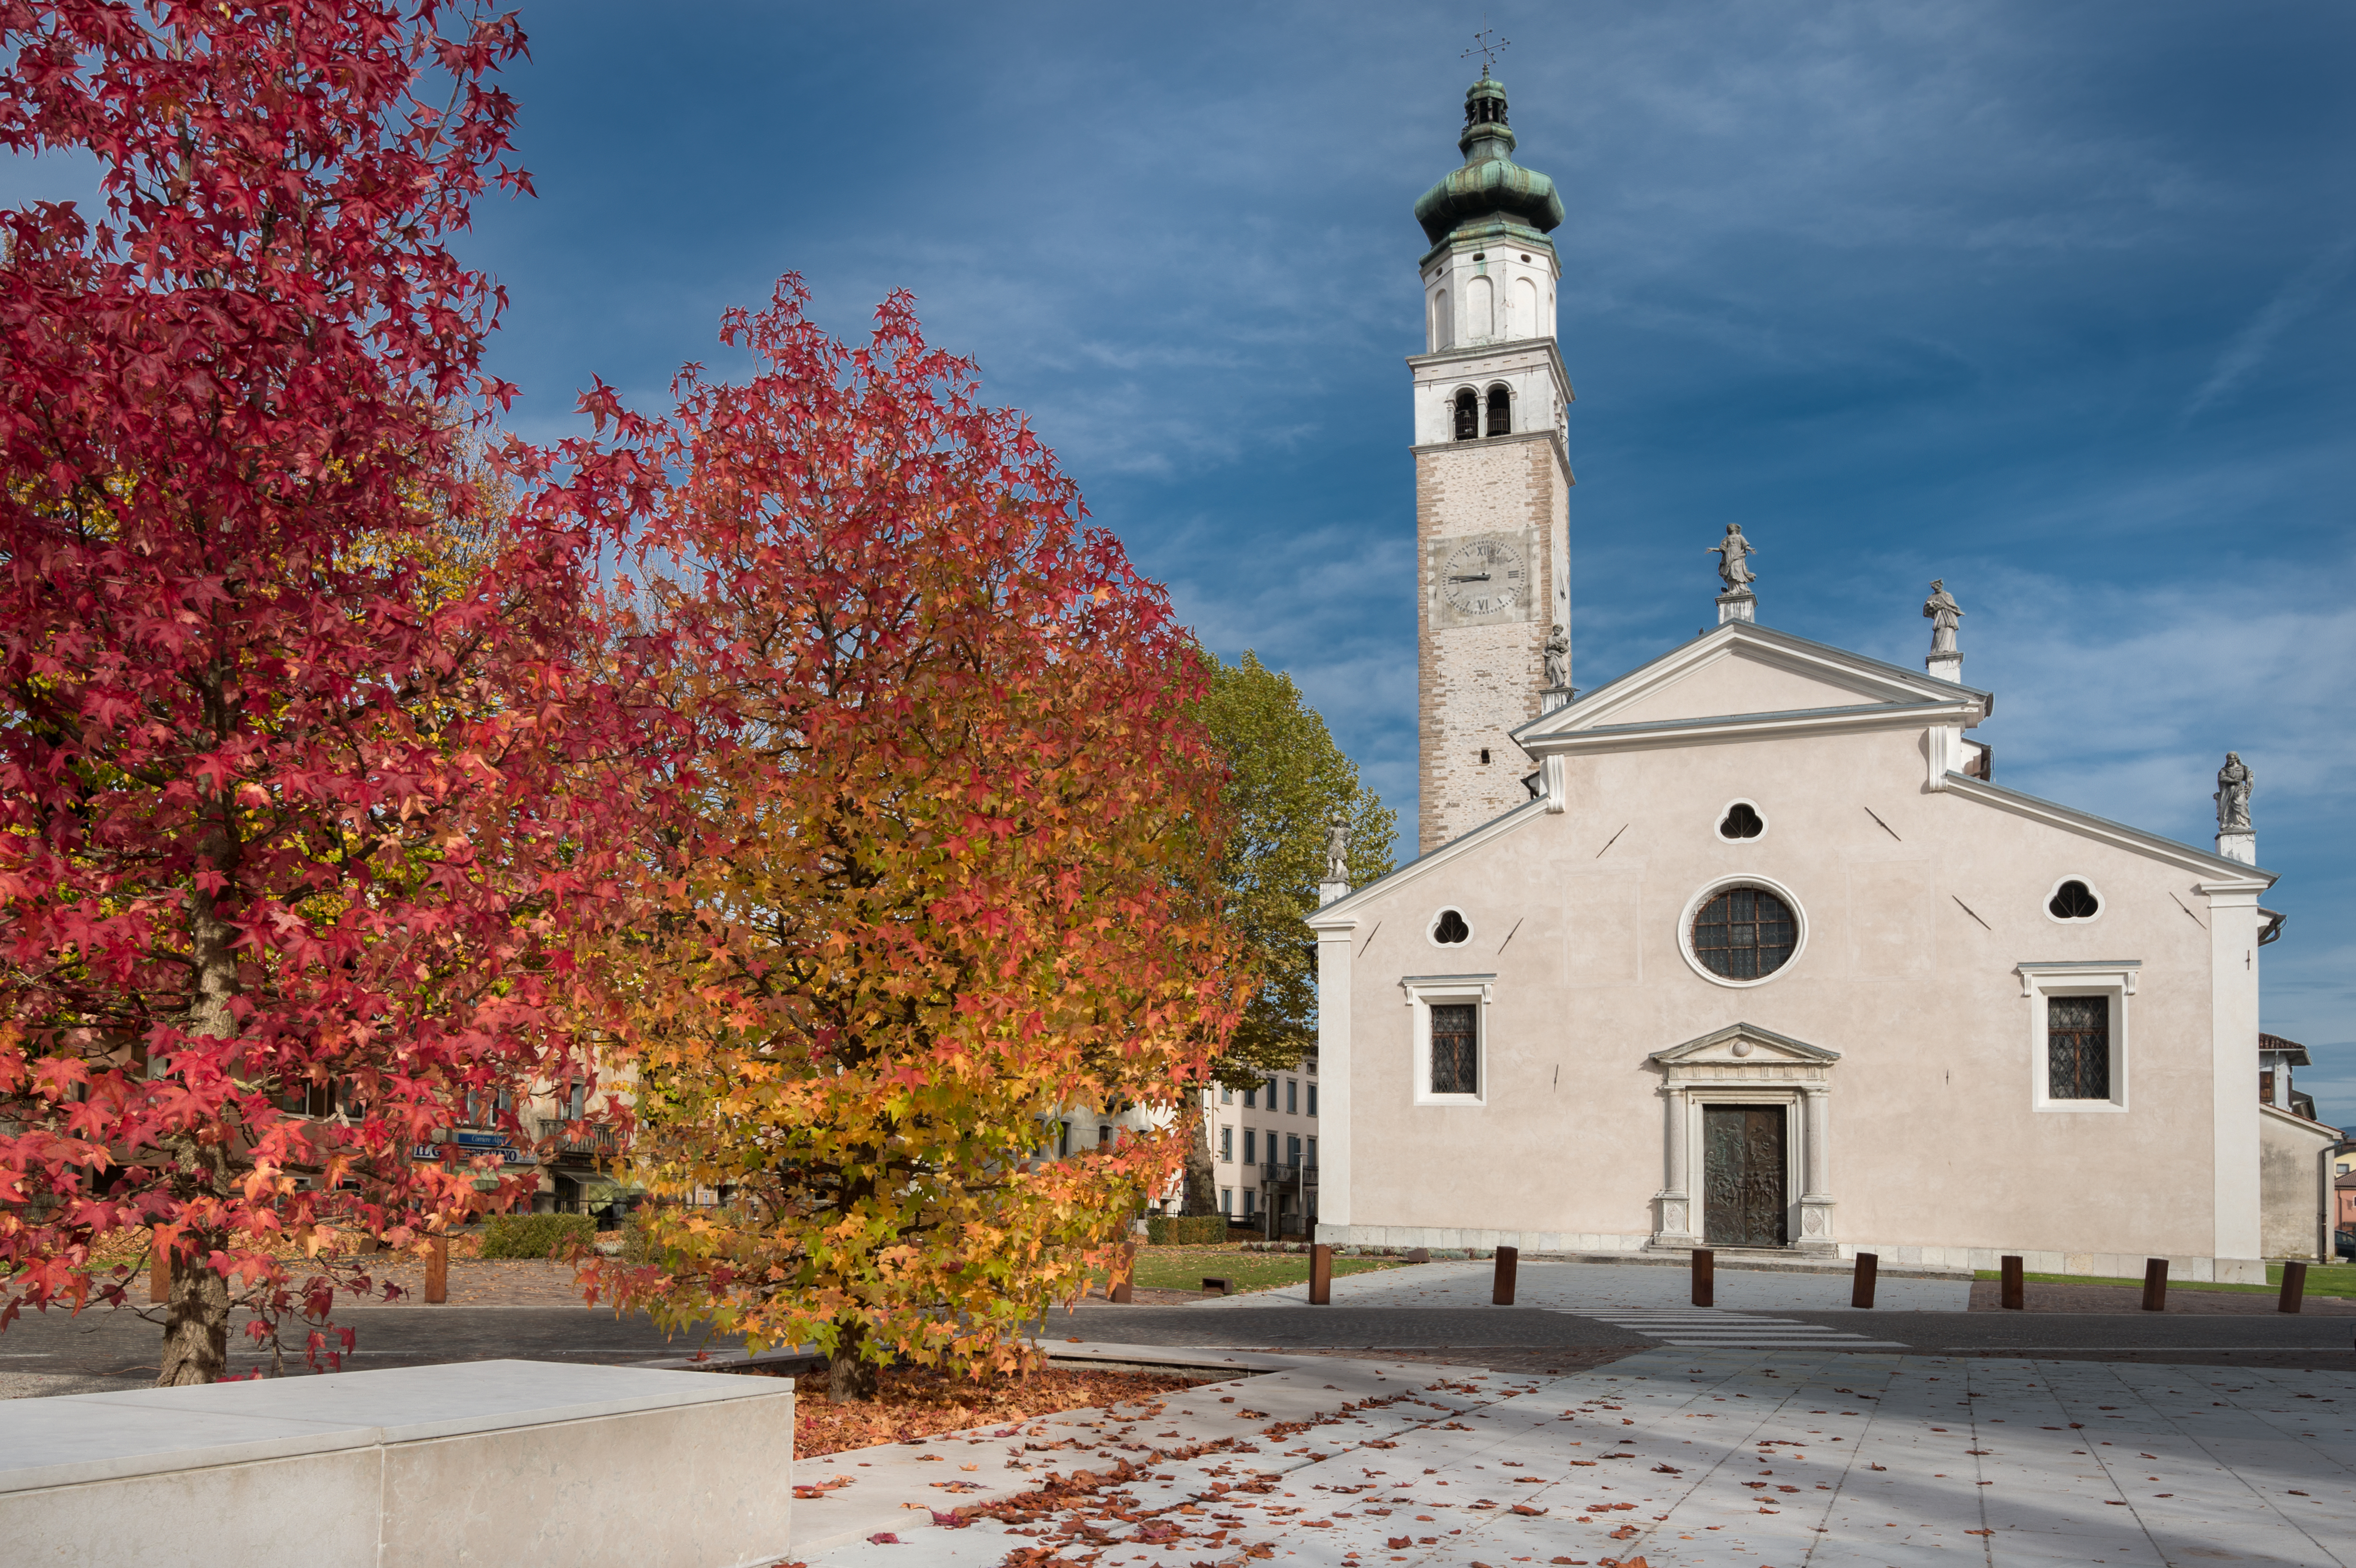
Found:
[1408,72,1574,853]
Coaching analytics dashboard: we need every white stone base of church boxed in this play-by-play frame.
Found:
[1316,1223,2268,1283]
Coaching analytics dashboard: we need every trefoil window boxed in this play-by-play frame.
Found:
[1718,802,1764,840]
[2048,880,2100,920]
[1432,909,1471,945]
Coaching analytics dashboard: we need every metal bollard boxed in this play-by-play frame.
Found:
[1492,1245,1518,1306]
[2141,1257,2168,1313]
[2279,1262,2307,1314]
[1112,1243,1136,1304]
[1851,1252,1879,1309]
[1691,1247,1715,1307]
[425,1236,449,1305]
[1999,1254,2024,1310]
[1309,1243,1333,1306]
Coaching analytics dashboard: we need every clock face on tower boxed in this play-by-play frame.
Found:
[1428,532,1537,627]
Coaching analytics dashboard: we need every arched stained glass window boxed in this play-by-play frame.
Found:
[1691,886,1797,980]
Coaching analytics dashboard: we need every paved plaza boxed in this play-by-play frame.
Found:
[794,1343,2354,1568]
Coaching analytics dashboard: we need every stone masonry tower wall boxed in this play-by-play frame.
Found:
[1407,73,1574,853]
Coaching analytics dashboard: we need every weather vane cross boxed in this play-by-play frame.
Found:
[1461,21,1509,76]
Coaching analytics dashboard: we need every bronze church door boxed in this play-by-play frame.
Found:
[1702,1105,1787,1247]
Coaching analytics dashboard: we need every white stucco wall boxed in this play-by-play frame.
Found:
[1316,681,2274,1280]
[2259,1103,2335,1260]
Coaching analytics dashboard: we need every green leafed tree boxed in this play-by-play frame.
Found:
[1180,651,1394,1211]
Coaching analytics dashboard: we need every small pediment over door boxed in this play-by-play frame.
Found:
[1649,1022,1838,1088]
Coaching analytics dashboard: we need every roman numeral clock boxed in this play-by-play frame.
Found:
[1429,532,1536,625]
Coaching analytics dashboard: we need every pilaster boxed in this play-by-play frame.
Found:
[2202,879,2266,1266]
[1312,926,1356,1234]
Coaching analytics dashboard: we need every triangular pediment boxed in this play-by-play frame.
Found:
[1517,621,1987,746]
[1649,1022,1840,1067]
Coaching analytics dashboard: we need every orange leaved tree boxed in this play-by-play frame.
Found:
[537,280,1244,1401]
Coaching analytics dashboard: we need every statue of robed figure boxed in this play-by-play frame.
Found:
[1542,623,1570,689]
[1707,523,1757,592]
[2215,752,2253,832]
[1923,579,1963,654]
[1323,814,1351,884]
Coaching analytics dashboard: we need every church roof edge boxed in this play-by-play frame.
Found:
[1942,771,2280,886]
[1514,620,1992,745]
[1304,795,1550,930]
[1520,697,1978,752]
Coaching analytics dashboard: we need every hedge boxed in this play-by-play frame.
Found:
[1145,1213,1229,1246]
[480,1212,597,1260]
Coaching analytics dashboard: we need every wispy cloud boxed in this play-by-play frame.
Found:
[2183,237,2356,422]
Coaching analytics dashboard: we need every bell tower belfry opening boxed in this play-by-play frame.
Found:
[1408,71,1575,852]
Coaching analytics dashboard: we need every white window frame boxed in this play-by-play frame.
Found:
[2042,874,2105,925]
[2016,960,2137,1113]
[1677,875,1810,991]
[1219,1125,1233,1162]
[1426,906,1478,950]
[1402,972,1494,1107]
[1714,797,1769,842]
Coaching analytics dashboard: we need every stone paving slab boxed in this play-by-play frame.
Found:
[786,1349,1515,1555]
[1197,1258,1974,1315]
[795,1346,2354,1568]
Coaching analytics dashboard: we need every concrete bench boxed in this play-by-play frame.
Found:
[0,1359,793,1567]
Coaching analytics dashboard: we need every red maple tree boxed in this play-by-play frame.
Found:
[0,2,630,1383]
[515,279,1245,1400]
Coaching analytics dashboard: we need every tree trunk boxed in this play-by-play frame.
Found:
[827,1318,878,1404]
[1182,1104,1218,1216]
[161,747,243,1387]
[156,1247,231,1385]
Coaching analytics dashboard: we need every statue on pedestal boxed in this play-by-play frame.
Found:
[1542,623,1570,689]
[1707,523,1757,593]
[1923,579,1963,654]
[2215,753,2254,832]
[1323,814,1351,884]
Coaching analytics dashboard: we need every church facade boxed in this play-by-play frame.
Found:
[1307,73,2317,1282]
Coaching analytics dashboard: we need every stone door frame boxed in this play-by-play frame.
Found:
[1649,1022,1840,1256]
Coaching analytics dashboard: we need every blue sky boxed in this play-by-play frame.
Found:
[19,3,2356,1115]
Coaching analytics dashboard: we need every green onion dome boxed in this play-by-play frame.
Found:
[1412,74,1565,247]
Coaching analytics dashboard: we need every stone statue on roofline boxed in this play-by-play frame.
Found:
[1542,622,1570,689]
[1923,579,1963,654]
[2215,752,2254,832]
[1323,813,1351,884]
[1707,523,1757,592]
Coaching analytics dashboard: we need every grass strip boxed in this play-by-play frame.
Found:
[1972,1263,2356,1298]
